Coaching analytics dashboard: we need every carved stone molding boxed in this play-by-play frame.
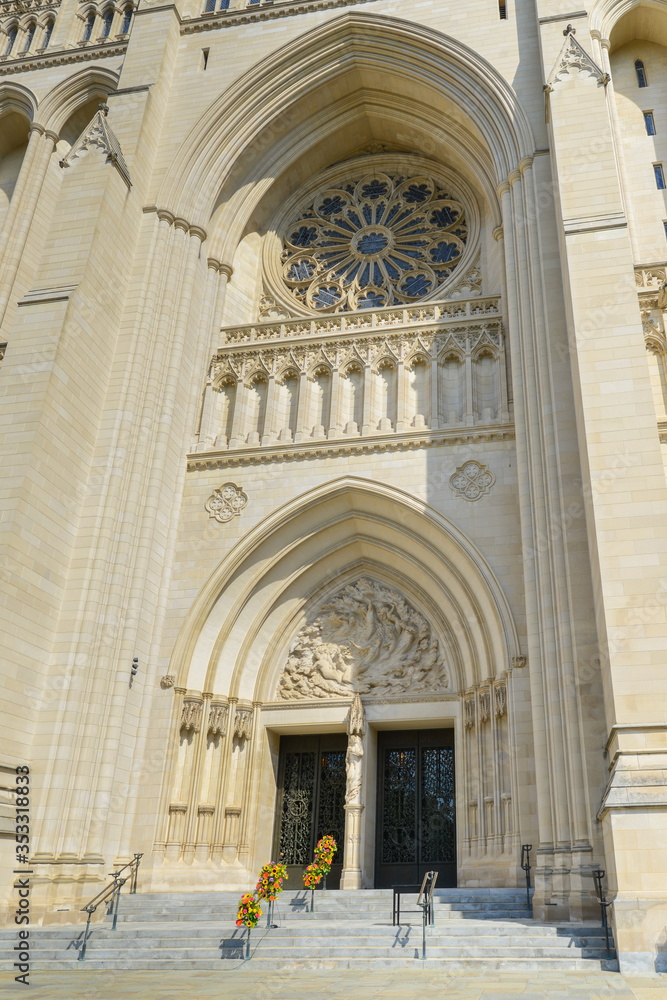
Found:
[189,424,515,470]
[208,702,228,737]
[59,104,131,188]
[478,689,491,724]
[233,707,253,741]
[205,482,248,522]
[450,460,495,501]
[464,697,475,729]
[183,0,381,36]
[181,697,203,733]
[0,38,126,73]
[276,577,450,700]
[494,681,507,718]
[546,32,609,90]
[160,674,175,689]
[511,655,526,669]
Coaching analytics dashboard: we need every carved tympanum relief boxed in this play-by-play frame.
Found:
[276,577,449,700]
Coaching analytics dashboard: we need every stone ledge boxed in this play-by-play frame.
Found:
[187,423,515,470]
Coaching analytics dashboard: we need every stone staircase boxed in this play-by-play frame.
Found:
[0,888,618,971]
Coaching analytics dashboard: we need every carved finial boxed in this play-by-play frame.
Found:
[98,103,110,117]
[347,693,365,737]
[563,23,576,36]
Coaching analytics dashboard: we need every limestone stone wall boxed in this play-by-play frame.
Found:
[0,0,665,974]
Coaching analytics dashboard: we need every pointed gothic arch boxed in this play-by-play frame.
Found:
[168,476,519,701]
[157,11,535,260]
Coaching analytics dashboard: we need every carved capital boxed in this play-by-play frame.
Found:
[181,697,203,733]
[233,707,253,741]
[160,674,175,689]
[208,702,228,737]
[511,655,526,669]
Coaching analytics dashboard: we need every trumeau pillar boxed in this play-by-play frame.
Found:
[538,7,667,972]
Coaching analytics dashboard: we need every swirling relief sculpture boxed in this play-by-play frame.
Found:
[281,173,468,313]
[276,578,449,699]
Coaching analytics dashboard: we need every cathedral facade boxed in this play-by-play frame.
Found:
[1,0,667,975]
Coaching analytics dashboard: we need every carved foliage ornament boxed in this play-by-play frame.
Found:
[280,171,468,314]
[450,460,495,501]
[208,703,228,737]
[233,708,253,741]
[59,104,131,188]
[546,31,609,90]
[276,577,449,700]
[181,698,203,733]
[205,482,248,522]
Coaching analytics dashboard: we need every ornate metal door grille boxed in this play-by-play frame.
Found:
[274,734,346,888]
[375,729,455,888]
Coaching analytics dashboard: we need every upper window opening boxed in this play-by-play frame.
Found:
[5,24,17,55]
[42,18,54,48]
[644,111,656,136]
[82,12,95,41]
[120,6,132,33]
[101,8,113,36]
[499,0,507,18]
[22,21,36,51]
[635,59,648,87]
[654,163,665,190]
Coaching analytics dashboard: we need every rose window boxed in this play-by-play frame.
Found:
[280,172,468,313]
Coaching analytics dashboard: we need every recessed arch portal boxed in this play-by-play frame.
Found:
[171,477,519,701]
[158,11,534,254]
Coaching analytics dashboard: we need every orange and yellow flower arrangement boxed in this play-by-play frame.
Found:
[255,861,288,901]
[303,835,337,888]
[235,892,261,928]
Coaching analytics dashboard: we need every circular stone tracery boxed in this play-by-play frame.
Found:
[280,171,468,313]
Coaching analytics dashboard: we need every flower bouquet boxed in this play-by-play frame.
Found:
[303,862,323,889]
[235,892,261,928]
[255,862,288,902]
[314,834,337,877]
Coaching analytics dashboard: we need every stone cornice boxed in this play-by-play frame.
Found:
[0,39,126,75]
[181,0,380,34]
[187,423,515,470]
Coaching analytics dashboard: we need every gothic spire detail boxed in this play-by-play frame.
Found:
[59,104,132,188]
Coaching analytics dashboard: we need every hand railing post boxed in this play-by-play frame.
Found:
[593,868,612,958]
[521,844,532,911]
[78,908,93,961]
[245,927,251,960]
[131,852,143,893]
[417,870,437,961]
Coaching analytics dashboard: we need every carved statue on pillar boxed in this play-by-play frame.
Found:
[341,693,365,890]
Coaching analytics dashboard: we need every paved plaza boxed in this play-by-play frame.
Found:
[0,970,665,999]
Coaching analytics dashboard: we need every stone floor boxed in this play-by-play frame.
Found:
[0,970,665,998]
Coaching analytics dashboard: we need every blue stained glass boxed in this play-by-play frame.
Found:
[290,226,316,247]
[401,274,432,297]
[389,255,412,271]
[430,207,458,227]
[318,196,345,216]
[289,261,315,281]
[356,231,389,255]
[403,183,430,203]
[313,287,340,308]
[360,179,389,200]
[373,263,383,284]
[430,242,459,264]
[362,205,372,225]
[359,264,371,286]
[385,261,399,279]
[333,218,355,233]
[385,204,401,226]
[347,211,362,228]
[357,290,385,309]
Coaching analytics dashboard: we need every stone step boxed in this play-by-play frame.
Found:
[16,957,620,972]
[0,920,604,942]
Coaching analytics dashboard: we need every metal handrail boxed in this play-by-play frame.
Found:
[416,870,438,960]
[78,852,143,961]
[521,844,532,911]
[592,868,613,958]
